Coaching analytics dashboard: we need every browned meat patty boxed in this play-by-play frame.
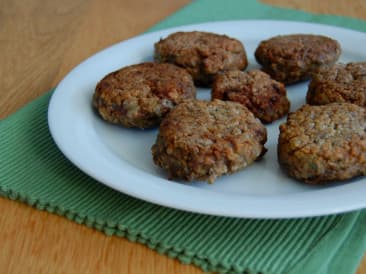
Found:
[278,103,366,184]
[212,69,290,123]
[154,31,248,86]
[152,100,267,183]
[306,62,366,106]
[255,34,341,84]
[92,62,196,129]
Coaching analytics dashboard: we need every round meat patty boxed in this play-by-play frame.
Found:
[306,62,366,107]
[255,34,341,84]
[93,62,196,129]
[278,103,366,184]
[212,69,290,123]
[154,31,248,86]
[152,100,267,183]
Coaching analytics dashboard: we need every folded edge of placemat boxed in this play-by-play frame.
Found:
[289,210,366,274]
[1,1,366,274]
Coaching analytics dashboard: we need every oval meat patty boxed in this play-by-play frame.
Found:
[93,62,196,129]
[255,34,341,84]
[154,31,248,86]
[212,69,290,123]
[278,103,366,184]
[306,62,366,107]
[152,99,267,183]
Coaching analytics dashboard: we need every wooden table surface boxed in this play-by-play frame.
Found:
[1,0,365,273]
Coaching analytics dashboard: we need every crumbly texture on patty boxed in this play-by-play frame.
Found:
[255,34,341,84]
[154,31,248,86]
[152,100,267,183]
[278,103,366,184]
[93,62,196,129]
[212,69,290,123]
[306,62,366,106]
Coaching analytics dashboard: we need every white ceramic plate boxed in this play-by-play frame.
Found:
[48,20,366,219]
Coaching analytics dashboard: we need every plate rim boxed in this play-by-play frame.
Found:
[48,19,366,219]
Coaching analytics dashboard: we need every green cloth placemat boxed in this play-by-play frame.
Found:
[1,0,366,273]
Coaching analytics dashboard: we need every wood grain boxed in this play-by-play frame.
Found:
[0,0,365,273]
[262,0,366,20]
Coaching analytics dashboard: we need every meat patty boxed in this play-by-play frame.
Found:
[154,31,248,86]
[278,103,366,184]
[93,62,196,129]
[255,34,341,84]
[212,69,290,123]
[306,62,366,107]
[152,99,267,183]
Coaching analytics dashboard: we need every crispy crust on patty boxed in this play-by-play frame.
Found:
[152,100,267,183]
[306,62,366,106]
[93,62,196,129]
[255,34,341,84]
[154,31,248,86]
[212,69,290,123]
[278,103,366,184]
